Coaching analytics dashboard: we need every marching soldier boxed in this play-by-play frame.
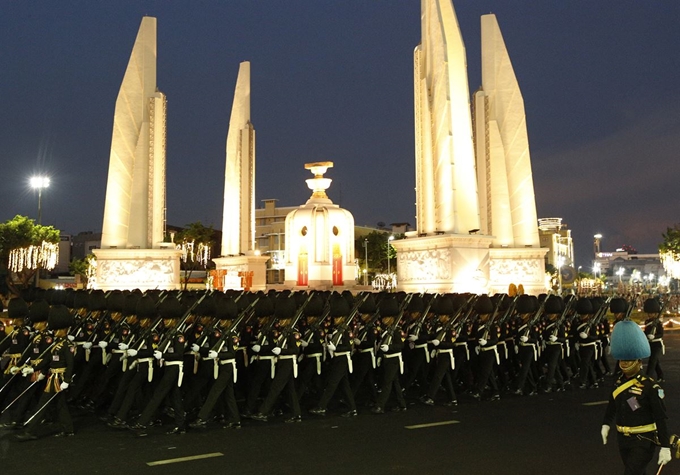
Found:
[371,296,407,414]
[0,297,31,414]
[601,319,672,473]
[643,297,665,382]
[470,295,500,401]
[16,304,76,440]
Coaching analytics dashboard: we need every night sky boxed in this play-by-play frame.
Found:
[1,1,678,270]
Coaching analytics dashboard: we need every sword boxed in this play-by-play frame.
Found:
[1,378,42,413]
[22,390,64,427]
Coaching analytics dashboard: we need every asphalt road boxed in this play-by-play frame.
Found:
[2,333,679,475]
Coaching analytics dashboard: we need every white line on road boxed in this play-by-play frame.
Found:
[405,420,460,429]
[582,401,609,406]
[147,452,224,466]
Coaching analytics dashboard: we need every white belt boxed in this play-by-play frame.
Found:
[258,355,277,379]
[334,351,353,374]
[497,341,508,359]
[520,342,538,361]
[415,343,430,363]
[164,360,184,387]
[383,352,404,374]
[305,352,323,375]
[436,348,455,370]
[580,341,598,347]
[277,354,299,378]
[481,345,500,365]
[359,347,376,369]
[218,358,237,383]
[136,357,154,382]
[651,338,665,355]
[454,342,469,361]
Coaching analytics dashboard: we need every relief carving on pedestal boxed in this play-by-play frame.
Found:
[398,249,451,282]
[490,258,541,283]
[99,259,176,286]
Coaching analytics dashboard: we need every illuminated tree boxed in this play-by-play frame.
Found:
[173,222,215,290]
[659,224,680,280]
[0,215,60,295]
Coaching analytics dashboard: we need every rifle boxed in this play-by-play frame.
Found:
[331,292,372,347]
[209,296,261,353]
[378,293,415,347]
[302,293,332,343]
[157,291,211,350]
[410,293,438,339]
[437,295,477,342]
[277,293,315,350]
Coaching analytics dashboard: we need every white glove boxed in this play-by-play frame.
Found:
[549,335,558,342]
[83,342,93,349]
[647,334,654,341]
[601,425,609,445]
[431,339,440,347]
[407,334,418,342]
[208,350,218,359]
[353,338,361,346]
[60,382,69,390]
[9,366,20,375]
[98,341,108,349]
[299,339,309,348]
[118,343,128,351]
[36,372,45,381]
[126,349,138,357]
[153,350,163,360]
[520,335,529,343]
[380,344,389,352]
[252,344,261,353]
[191,344,200,352]
[579,332,588,339]
[327,342,337,352]
[67,335,75,341]
[479,338,487,346]
[575,343,580,350]
[659,447,671,465]
[272,347,282,356]
[21,366,34,376]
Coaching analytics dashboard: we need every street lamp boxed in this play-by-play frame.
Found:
[593,262,601,279]
[386,235,394,276]
[617,267,625,283]
[30,176,50,224]
[363,239,369,286]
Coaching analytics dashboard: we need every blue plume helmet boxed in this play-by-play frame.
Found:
[610,320,651,360]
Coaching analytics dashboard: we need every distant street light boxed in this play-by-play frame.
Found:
[30,176,50,224]
[593,262,601,279]
[387,235,394,277]
[617,267,625,283]
[363,239,369,286]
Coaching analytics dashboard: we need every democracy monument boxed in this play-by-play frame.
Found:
[91,0,547,295]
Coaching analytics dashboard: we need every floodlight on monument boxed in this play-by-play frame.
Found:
[386,235,394,278]
[617,267,625,282]
[30,175,50,225]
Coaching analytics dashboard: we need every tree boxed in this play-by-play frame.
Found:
[0,215,60,295]
[355,231,402,275]
[173,222,215,290]
[69,255,93,288]
[660,224,680,280]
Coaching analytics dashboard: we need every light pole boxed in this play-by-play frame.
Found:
[30,176,50,224]
[386,235,394,275]
[363,239,369,286]
[617,267,625,283]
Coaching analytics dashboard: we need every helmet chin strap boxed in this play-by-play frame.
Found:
[619,359,642,377]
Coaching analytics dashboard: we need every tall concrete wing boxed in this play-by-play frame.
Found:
[414,0,480,235]
[479,14,539,247]
[101,17,166,249]
[221,62,255,256]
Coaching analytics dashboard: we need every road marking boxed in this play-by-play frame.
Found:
[405,420,460,429]
[147,452,224,466]
[583,401,609,406]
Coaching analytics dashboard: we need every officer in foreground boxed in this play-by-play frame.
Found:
[601,319,672,473]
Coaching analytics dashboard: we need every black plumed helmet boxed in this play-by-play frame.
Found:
[474,295,494,315]
[545,295,564,314]
[158,296,183,319]
[643,298,661,314]
[254,296,275,318]
[27,299,50,323]
[304,293,325,317]
[330,294,351,317]
[435,295,455,315]
[215,297,239,320]
[516,294,534,314]
[407,295,425,313]
[7,298,29,320]
[575,297,593,315]
[590,297,604,314]
[88,290,107,311]
[609,298,627,314]
[136,295,157,319]
[48,304,74,330]
[359,293,377,314]
[274,295,297,319]
[378,296,399,317]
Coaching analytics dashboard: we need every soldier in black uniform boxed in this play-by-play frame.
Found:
[643,298,665,382]
[470,295,500,401]
[510,295,540,396]
[371,296,407,414]
[574,298,599,389]
[295,293,327,406]
[0,297,31,413]
[16,304,75,440]
[309,294,358,417]
[129,295,188,436]
[601,319,672,473]
[350,294,380,407]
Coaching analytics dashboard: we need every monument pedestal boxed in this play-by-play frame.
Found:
[488,247,548,296]
[212,255,270,291]
[92,248,182,291]
[393,234,494,294]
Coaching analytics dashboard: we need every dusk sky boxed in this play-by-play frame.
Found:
[1,1,678,270]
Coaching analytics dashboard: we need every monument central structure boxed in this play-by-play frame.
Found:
[393,1,547,295]
[93,16,181,291]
